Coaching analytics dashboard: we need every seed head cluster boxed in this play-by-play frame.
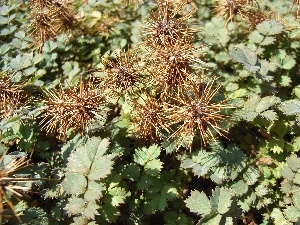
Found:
[103,50,140,96]
[29,0,75,44]
[40,77,107,137]
[214,0,247,24]
[0,75,25,119]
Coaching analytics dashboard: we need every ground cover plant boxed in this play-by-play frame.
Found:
[0,0,300,224]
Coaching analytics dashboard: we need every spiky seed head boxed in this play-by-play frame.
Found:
[148,39,206,91]
[29,0,75,45]
[103,50,140,95]
[0,75,25,120]
[165,79,232,148]
[243,10,270,30]
[40,77,107,138]
[143,0,195,47]
[132,97,169,141]
[0,150,31,223]
[214,0,247,24]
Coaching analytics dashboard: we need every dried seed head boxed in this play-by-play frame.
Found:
[143,0,195,47]
[148,39,206,91]
[132,97,169,141]
[29,0,75,45]
[214,0,248,24]
[165,79,232,148]
[243,10,270,30]
[0,150,31,223]
[0,75,25,119]
[103,50,140,95]
[40,77,107,137]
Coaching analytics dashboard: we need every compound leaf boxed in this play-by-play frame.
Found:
[256,19,283,35]
[185,190,211,215]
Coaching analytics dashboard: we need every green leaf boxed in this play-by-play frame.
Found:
[280,75,292,87]
[241,112,258,121]
[286,155,300,172]
[248,30,264,43]
[229,47,260,72]
[147,194,168,212]
[89,154,114,180]
[228,88,248,98]
[84,181,104,202]
[62,61,81,78]
[256,96,280,113]
[260,36,275,46]
[261,110,278,121]
[215,187,233,214]
[134,144,161,166]
[270,208,289,224]
[293,85,300,99]
[281,166,294,181]
[185,190,211,215]
[256,19,283,35]
[144,158,163,176]
[283,205,300,222]
[282,55,296,70]
[121,163,141,181]
[0,43,10,54]
[21,207,49,225]
[292,192,300,211]
[280,101,300,115]
[66,197,86,215]
[83,201,100,220]
[243,167,260,185]
[245,94,261,112]
[62,173,87,195]
[109,187,128,207]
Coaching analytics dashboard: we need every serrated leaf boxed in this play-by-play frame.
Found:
[255,185,269,197]
[109,187,128,207]
[282,55,296,70]
[228,88,248,98]
[281,166,294,181]
[84,181,104,201]
[280,102,300,115]
[242,112,258,121]
[244,94,261,112]
[185,190,211,215]
[144,159,163,176]
[216,188,233,214]
[121,163,141,181]
[256,96,280,113]
[231,180,248,196]
[261,110,278,121]
[65,197,86,215]
[294,174,300,185]
[137,175,154,190]
[256,19,283,35]
[286,155,300,172]
[243,167,260,185]
[89,154,114,180]
[280,75,292,87]
[249,30,264,43]
[260,36,275,46]
[62,173,87,195]
[146,194,168,212]
[229,47,259,72]
[83,201,100,220]
[134,144,161,166]
[161,184,179,200]
[271,208,289,224]
[292,192,300,211]
[283,205,300,222]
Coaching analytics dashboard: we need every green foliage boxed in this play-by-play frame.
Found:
[1,0,300,224]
